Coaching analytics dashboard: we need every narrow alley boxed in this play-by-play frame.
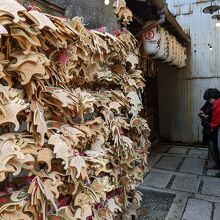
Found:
[138,145,220,220]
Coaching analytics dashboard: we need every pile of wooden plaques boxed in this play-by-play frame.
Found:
[0,0,150,220]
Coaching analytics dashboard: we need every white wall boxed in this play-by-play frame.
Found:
[158,0,220,144]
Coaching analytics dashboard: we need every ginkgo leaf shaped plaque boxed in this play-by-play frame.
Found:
[0,0,26,23]
[28,10,57,31]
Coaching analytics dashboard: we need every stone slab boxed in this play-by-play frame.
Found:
[180,158,205,175]
[207,169,220,177]
[182,198,212,220]
[171,175,200,193]
[141,172,173,189]
[155,156,183,171]
[137,189,175,220]
[168,147,188,155]
[188,149,208,158]
[195,194,220,204]
[202,178,220,196]
[165,193,189,220]
[214,203,220,220]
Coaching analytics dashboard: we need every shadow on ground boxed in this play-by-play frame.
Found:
[137,189,175,220]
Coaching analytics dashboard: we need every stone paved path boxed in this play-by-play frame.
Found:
[139,145,220,220]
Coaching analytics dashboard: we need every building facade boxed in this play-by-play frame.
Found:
[158,0,220,144]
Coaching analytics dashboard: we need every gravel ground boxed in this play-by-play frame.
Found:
[137,189,175,220]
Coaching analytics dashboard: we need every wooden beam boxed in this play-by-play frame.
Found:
[33,0,66,14]
[153,0,191,44]
[133,13,144,25]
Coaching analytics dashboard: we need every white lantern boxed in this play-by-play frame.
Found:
[160,30,169,60]
[143,21,160,56]
[164,35,174,63]
[171,41,181,67]
[152,27,167,60]
[177,47,187,68]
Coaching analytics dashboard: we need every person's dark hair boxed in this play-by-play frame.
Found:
[203,88,220,100]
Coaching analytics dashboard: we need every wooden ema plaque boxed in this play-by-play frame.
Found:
[28,10,57,31]
[0,25,7,35]
[0,0,26,23]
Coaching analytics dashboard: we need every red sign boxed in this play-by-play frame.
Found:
[144,30,154,40]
